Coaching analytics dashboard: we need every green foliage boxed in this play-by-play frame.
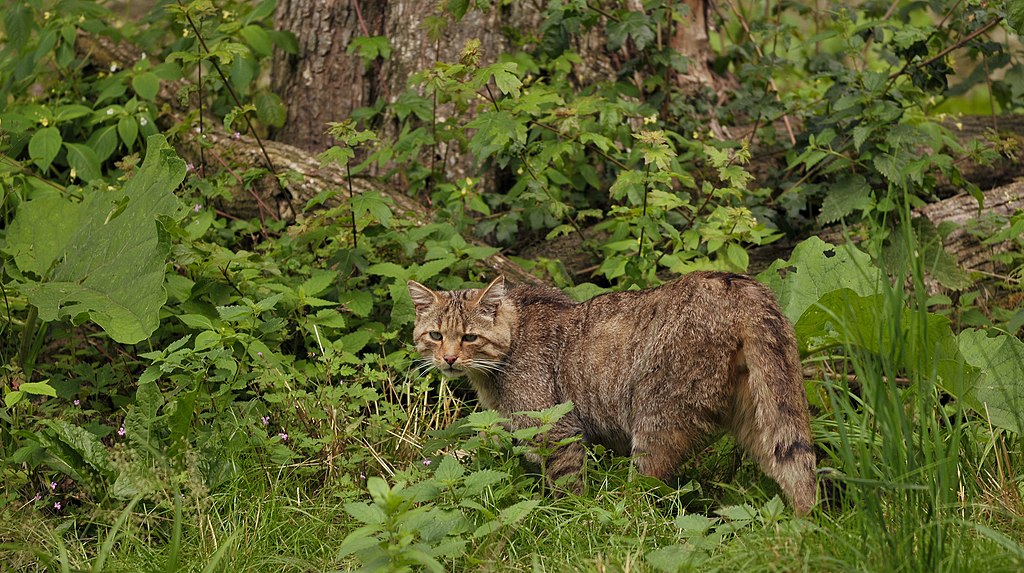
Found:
[2,0,1024,571]
[3,135,185,345]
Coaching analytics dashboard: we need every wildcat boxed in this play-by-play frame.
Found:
[407,273,816,515]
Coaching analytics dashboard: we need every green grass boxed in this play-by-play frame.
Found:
[3,397,1022,573]
[3,216,1023,573]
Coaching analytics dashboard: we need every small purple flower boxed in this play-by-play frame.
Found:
[54,501,62,510]
[257,351,263,357]
[32,493,41,502]
[233,131,242,140]
[186,162,195,173]
[193,203,202,213]
[278,432,288,441]
[422,458,432,467]
[73,399,80,406]
[50,481,57,490]
[261,415,270,426]
[118,425,126,437]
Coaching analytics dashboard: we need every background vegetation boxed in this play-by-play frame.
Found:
[2,0,1024,570]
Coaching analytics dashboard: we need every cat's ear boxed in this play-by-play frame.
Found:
[407,280,439,313]
[472,276,505,318]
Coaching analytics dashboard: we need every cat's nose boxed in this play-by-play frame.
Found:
[443,355,457,365]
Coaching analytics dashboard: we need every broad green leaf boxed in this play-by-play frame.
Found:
[4,391,25,408]
[18,381,57,397]
[715,503,757,521]
[415,258,456,282]
[118,116,138,148]
[88,124,119,163]
[131,72,160,101]
[757,237,880,323]
[487,62,522,97]
[126,380,165,452]
[254,91,286,128]
[239,24,273,57]
[65,142,102,182]
[351,192,394,227]
[0,192,80,277]
[18,135,185,344]
[28,126,61,171]
[473,500,540,538]
[44,419,113,475]
[958,329,1024,433]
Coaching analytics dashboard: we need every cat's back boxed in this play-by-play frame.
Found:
[573,271,768,325]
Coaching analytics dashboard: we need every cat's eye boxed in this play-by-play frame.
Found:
[462,334,478,343]
[428,331,443,341]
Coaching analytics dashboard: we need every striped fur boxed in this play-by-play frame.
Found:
[408,273,816,514]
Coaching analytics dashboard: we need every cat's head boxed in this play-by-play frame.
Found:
[407,276,512,379]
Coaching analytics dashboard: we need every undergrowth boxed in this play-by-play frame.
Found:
[2,0,1024,571]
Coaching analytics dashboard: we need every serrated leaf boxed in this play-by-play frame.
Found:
[1005,0,1024,35]
[339,290,373,317]
[344,501,386,525]
[29,127,61,171]
[608,10,655,50]
[433,455,465,483]
[466,110,527,162]
[367,262,410,280]
[521,400,574,423]
[17,135,185,343]
[715,503,758,521]
[674,513,716,535]
[646,544,701,573]
[461,469,508,496]
[447,0,469,20]
[473,500,540,538]
[351,192,393,227]
[873,152,908,188]
[415,258,456,282]
[819,174,872,223]
[125,380,164,452]
[18,381,57,397]
[852,124,872,151]
[301,270,337,297]
[489,62,522,97]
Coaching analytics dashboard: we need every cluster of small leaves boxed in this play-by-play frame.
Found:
[166,0,297,131]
